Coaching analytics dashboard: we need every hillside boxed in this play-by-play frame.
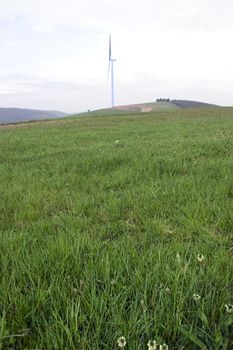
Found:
[0,100,216,125]
[113,100,218,113]
[0,107,233,349]
[171,99,218,108]
[114,101,179,112]
[0,108,67,124]
[76,101,177,118]
[76,100,218,118]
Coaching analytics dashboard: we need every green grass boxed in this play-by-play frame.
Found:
[0,108,233,349]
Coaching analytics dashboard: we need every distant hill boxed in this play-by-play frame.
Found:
[170,100,218,109]
[0,100,218,124]
[113,100,218,112]
[76,101,178,118]
[114,101,179,113]
[75,99,218,118]
[0,108,67,124]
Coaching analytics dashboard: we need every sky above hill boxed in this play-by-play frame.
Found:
[0,0,233,113]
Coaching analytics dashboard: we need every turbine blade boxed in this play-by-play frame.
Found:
[109,34,111,60]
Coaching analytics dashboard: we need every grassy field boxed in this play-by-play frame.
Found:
[0,108,233,349]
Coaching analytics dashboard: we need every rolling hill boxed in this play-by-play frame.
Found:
[0,100,219,125]
[76,100,219,118]
[114,100,219,112]
[171,99,218,108]
[0,108,67,124]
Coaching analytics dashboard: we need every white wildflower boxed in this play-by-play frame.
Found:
[159,343,168,350]
[79,280,85,288]
[117,336,126,348]
[225,304,233,314]
[193,293,201,301]
[197,254,204,262]
[140,299,146,313]
[147,340,157,350]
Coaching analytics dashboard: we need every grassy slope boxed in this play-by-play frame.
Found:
[75,101,178,117]
[0,108,233,349]
[171,100,218,109]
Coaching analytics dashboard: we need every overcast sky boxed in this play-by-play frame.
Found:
[0,0,233,113]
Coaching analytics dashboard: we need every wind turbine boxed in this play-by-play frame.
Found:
[108,35,116,108]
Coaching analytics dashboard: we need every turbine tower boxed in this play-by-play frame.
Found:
[108,35,116,108]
